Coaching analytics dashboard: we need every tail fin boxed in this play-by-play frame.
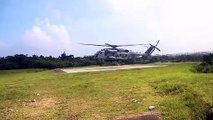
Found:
[144,40,160,56]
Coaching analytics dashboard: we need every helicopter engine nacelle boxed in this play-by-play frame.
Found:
[95,51,107,59]
[107,49,117,53]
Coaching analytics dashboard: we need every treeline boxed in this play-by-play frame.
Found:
[150,54,204,63]
[107,54,204,65]
[194,54,213,73]
[0,52,96,70]
[0,52,210,70]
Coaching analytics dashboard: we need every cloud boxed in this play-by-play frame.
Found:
[23,25,52,49]
[23,18,71,56]
[106,0,213,54]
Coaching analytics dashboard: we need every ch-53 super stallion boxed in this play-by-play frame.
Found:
[81,40,160,64]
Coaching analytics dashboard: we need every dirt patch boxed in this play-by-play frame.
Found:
[68,98,89,114]
[28,97,56,109]
[23,97,57,117]
[116,111,161,120]
[51,68,66,73]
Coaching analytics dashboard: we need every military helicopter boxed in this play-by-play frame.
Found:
[81,40,160,64]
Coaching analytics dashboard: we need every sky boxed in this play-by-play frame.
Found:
[1,0,213,57]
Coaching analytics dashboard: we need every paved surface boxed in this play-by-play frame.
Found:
[60,64,168,73]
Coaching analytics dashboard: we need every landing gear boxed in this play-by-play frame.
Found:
[96,59,105,66]
[96,59,120,66]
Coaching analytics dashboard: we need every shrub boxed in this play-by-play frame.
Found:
[194,54,213,73]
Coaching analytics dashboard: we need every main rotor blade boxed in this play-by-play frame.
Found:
[105,43,115,47]
[116,44,150,47]
[81,43,150,48]
[105,43,149,47]
[80,43,106,46]
[104,43,118,49]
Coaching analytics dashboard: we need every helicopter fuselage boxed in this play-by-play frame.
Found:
[94,48,142,61]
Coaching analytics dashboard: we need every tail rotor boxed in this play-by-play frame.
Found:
[145,40,161,56]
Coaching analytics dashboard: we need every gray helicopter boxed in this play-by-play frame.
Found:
[81,40,160,63]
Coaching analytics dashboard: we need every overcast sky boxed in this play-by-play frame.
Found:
[1,0,213,57]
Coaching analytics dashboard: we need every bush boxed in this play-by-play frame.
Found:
[194,54,213,73]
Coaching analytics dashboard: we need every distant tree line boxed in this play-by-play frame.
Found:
[0,52,209,70]
[150,54,204,63]
[194,54,213,73]
[0,52,96,70]
[103,54,204,65]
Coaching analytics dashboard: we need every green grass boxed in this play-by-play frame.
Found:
[0,63,213,120]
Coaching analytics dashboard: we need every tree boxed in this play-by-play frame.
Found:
[203,54,212,65]
[60,52,66,60]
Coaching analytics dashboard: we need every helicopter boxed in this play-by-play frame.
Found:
[81,40,160,64]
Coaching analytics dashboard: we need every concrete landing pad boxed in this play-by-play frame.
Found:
[60,64,168,73]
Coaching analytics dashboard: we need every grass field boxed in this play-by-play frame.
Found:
[0,63,213,120]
